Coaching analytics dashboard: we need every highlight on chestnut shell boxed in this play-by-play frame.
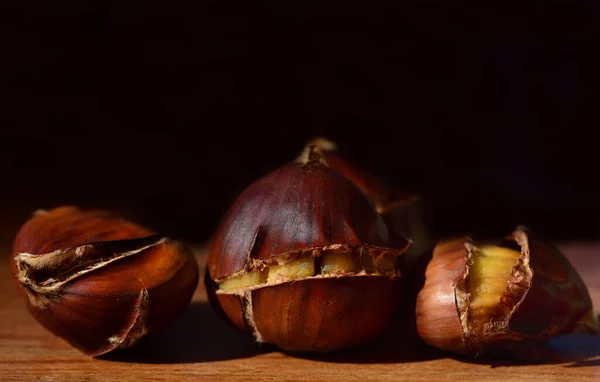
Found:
[10,206,199,357]
[205,145,411,352]
[415,226,598,357]
[297,137,433,265]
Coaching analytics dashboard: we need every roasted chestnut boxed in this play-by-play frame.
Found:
[415,226,598,357]
[10,206,199,357]
[205,145,411,352]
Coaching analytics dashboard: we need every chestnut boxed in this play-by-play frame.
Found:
[415,226,598,357]
[205,145,411,352]
[10,206,199,357]
[296,137,433,265]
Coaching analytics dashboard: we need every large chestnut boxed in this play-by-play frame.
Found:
[205,145,410,352]
[10,206,199,357]
[415,226,598,357]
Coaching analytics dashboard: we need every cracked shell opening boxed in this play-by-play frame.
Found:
[217,247,401,293]
[467,246,522,327]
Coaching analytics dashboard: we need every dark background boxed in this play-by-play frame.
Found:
[1,1,599,245]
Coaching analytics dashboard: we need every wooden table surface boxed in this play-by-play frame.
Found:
[2,238,600,381]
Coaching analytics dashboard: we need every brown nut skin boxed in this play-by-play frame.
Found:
[206,148,409,352]
[10,206,199,357]
[415,227,598,357]
[251,277,401,352]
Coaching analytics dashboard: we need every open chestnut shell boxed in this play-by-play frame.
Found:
[415,226,598,357]
[10,206,199,357]
[205,146,411,352]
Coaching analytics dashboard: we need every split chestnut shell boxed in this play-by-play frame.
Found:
[415,227,598,356]
[205,149,410,352]
[10,206,199,357]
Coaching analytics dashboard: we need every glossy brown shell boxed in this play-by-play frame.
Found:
[415,239,468,353]
[10,206,199,357]
[504,232,596,339]
[209,276,401,352]
[11,206,153,254]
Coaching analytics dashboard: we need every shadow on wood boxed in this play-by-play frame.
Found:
[550,327,600,368]
[447,315,600,367]
[99,302,272,364]
[287,316,445,364]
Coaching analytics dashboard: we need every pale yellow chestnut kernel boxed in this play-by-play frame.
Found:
[321,251,358,274]
[219,270,267,291]
[469,246,521,315]
[267,257,315,283]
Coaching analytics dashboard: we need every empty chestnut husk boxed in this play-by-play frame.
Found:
[10,206,199,357]
[205,145,411,352]
[415,226,598,357]
[296,137,433,266]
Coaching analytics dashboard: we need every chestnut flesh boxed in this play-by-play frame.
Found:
[205,146,410,352]
[10,206,199,357]
[415,226,598,357]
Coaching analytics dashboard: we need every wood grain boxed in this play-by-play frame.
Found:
[1,241,600,382]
